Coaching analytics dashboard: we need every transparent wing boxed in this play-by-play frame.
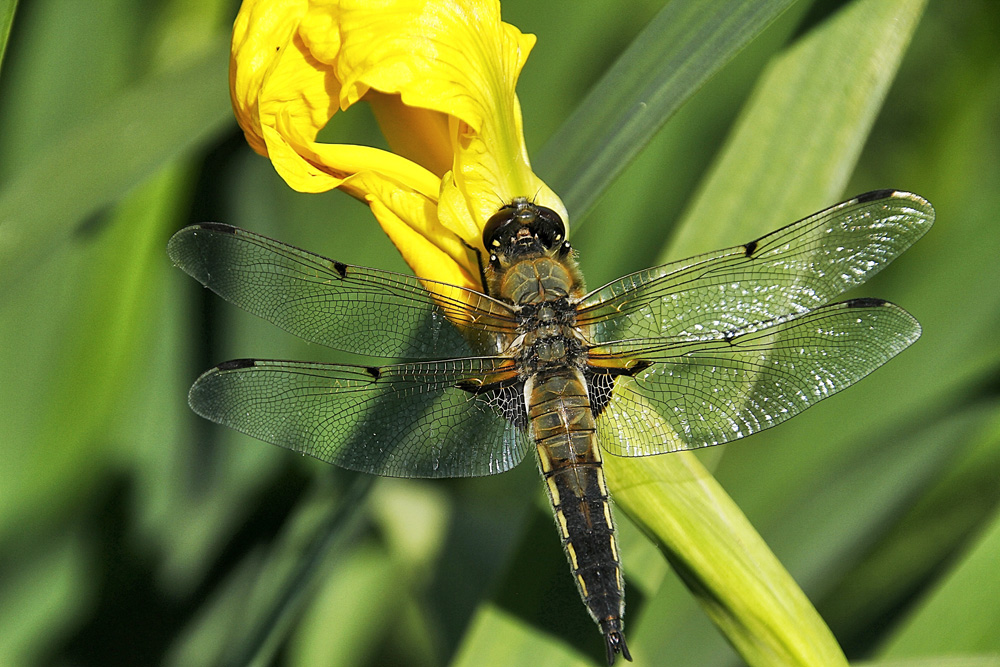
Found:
[167,223,516,359]
[590,299,920,457]
[577,191,933,342]
[189,357,531,478]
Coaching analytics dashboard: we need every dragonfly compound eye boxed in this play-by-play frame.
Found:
[483,197,567,258]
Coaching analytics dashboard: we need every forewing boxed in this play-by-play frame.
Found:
[167,223,516,359]
[591,299,920,457]
[577,191,933,342]
[188,357,531,478]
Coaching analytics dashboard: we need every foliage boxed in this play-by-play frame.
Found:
[1,0,998,665]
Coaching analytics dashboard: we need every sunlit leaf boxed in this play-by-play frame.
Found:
[536,0,796,222]
[0,0,16,75]
[0,37,231,289]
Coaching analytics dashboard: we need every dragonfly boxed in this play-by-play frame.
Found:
[168,189,933,664]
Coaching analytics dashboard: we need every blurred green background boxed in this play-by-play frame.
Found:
[1,0,998,666]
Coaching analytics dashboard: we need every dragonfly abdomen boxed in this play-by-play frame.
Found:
[529,367,631,663]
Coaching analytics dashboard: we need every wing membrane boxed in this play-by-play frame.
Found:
[167,224,516,359]
[189,357,531,478]
[577,191,933,342]
[591,299,920,456]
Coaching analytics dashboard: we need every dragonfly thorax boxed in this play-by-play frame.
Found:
[514,299,587,372]
[496,257,580,304]
[519,329,586,370]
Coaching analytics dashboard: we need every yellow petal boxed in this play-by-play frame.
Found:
[368,193,479,290]
[230,0,568,287]
[325,0,566,243]
[230,0,310,157]
[368,91,453,179]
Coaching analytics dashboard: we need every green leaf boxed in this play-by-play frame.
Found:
[454,604,594,667]
[0,167,191,540]
[607,453,848,666]
[873,414,1000,657]
[665,0,929,259]
[709,4,1000,639]
[0,532,89,666]
[0,36,232,290]
[220,476,373,667]
[858,659,1000,667]
[0,0,16,76]
[534,0,797,222]
[817,403,1000,643]
[603,0,928,663]
[878,507,1000,656]
[288,544,404,667]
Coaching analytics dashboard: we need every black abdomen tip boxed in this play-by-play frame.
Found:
[601,622,632,665]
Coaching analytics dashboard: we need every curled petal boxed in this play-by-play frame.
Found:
[230,0,567,286]
[325,0,565,241]
[367,190,480,291]
[230,0,312,157]
[368,92,453,179]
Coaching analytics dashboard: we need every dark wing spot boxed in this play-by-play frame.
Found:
[844,297,889,308]
[587,360,654,418]
[588,372,616,418]
[364,366,381,380]
[199,222,237,234]
[855,189,896,203]
[333,261,348,279]
[628,360,654,374]
[457,377,527,428]
[216,358,257,370]
[743,239,758,257]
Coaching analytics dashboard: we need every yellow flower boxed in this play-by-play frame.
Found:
[230,0,566,290]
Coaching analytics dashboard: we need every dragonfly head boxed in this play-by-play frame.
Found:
[483,197,570,268]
